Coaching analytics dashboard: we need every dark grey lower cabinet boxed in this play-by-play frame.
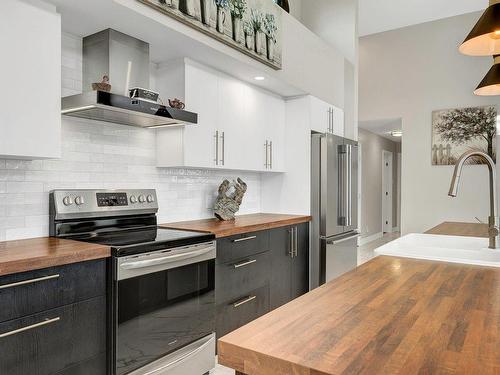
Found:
[270,223,309,310]
[0,259,107,375]
[216,223,310,338]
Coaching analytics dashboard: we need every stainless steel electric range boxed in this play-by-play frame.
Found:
[49,189,216,375]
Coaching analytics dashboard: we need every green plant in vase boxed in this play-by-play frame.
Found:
[214,0,229,33]
[263,13,277,61]
[229,0,246,43]
[250,9,264,55]
[243,21,254,50]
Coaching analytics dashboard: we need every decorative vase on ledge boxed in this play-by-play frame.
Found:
[179,0,195,16]
[216,6,226,33]
[200,0,210,25]
[266,36,275,61]
[232,16,242,43]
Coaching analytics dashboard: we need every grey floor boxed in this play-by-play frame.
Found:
[211,232,401,375]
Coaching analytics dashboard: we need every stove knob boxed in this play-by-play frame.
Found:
[147,195,155,203]
[138,195,146,203]
[130,195,137,204]
[63,196,73,206]
[75,196,85,206]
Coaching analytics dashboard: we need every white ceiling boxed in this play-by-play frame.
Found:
[359,118,402,142]
[359,0,488,36]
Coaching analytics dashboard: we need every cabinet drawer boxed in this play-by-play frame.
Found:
[216,251,270,304]
[217,231,270,264]
[0,296,106,375]
[0,259,106,322]
[54,352,107,375]
[216,285,269,338]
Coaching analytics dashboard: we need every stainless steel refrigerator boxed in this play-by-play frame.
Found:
[311,133,359,288]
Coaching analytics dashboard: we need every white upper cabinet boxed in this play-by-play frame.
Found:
[309,96,344,137]
[0,0,61,159]
[156,59,285,172]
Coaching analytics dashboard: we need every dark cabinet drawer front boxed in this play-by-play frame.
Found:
[216,285,269,338]
[217,231,270,264]
[0,259,106,322]
[0,296,106,375]
[54,352,107,375]
[216,252,271,304]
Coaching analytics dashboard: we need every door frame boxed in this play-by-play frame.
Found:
[357,143,362,246]
[382,150,393,233]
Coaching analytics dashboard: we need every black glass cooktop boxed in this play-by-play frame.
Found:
[65,226,215,257]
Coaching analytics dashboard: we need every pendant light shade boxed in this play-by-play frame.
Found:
[459,0,500,56]
[474,55,500,96]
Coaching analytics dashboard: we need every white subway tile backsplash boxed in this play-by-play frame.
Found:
[0,33,262,241]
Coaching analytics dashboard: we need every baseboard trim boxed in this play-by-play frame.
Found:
[358,232,384,246]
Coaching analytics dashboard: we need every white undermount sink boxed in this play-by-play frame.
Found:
[375,233,500,267]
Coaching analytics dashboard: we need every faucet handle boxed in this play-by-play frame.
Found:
[475,216,485,224]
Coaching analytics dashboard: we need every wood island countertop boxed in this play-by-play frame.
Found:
[426,221,489,238]
[218,222,500,375]
[0,237,110,277]
[161,213,311,238]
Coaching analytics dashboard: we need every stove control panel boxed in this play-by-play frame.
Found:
[51,189,159,219]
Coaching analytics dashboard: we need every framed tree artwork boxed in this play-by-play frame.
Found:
[138,0,283,69]
[431,105,497,166]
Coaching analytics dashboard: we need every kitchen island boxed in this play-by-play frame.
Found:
[218,222,500,374]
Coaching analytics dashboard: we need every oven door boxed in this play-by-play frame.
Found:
[113,242,216,375]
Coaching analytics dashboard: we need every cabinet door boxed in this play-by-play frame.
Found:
[0,0,61,159]
[309,96,332,133]
[183,63,219,168]
[0,297,106,375]
[269,226,293,310]
[265,94,286,172]
[292,223,310,300]
[331,106,345,137]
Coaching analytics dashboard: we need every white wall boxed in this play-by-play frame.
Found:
[359,12,500,234]
[0,33,262,241]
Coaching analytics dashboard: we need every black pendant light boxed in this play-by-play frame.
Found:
[459,0,500,56]
[474,55,500,96]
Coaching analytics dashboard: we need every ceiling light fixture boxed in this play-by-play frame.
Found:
[254,76,265,81]
[390,130,403,137]
[474,55,500,96]
[459,0,500,56]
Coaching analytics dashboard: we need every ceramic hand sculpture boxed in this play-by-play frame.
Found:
[214,178,247,221]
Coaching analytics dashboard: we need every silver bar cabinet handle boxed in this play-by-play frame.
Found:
[233,295,256,308]
[0,317,60,338]
[0,274,60,290]
[264,140,269,168]
[234,259,257,269]
[294,227,299,257]
[220,131,225,166]
[214,130,219,166]
[269,141,273,169]
[327,108,331,132]
[289,228,294,258]
[233,235,257,243]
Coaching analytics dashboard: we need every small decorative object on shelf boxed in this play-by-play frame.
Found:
[251,9,264,55]
[200,0,211,25]
[214,178,248,221]
[273,0,289,13]
[159,0,178,10]
[214,0,229,34]
[168,98,186,109]
[230,0,247,43]
[263,13,277,61]
[244,21,255,50]
[179,0,195,17]
[91,75,111,92]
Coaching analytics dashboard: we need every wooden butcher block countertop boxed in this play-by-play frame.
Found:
[0,237,110,276]
[426,221,489,238]
[161,213,311,238]
[218,222,500,375]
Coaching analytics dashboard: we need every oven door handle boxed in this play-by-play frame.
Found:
[120,246,214,270]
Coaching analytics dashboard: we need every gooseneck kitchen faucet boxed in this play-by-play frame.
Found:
[448,150,499,249]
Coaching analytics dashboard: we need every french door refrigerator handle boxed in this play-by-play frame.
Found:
[346,144,352,227]
[338,145,347,226]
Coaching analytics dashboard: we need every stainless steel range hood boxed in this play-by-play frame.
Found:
[61,29,197,128]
